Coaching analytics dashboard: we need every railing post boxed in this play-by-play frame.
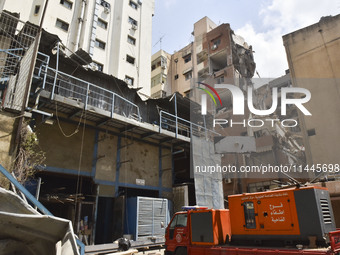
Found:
[51,42,59,99]
[190,123,193,139]
[42,55,49,90]
[175,116,178,138]
[111,93,115,118]
[159,111,162,133]
[137,107,141,122]
[85,83,90,110]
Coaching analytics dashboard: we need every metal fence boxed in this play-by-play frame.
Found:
[33,53,142,121]
[159,110,220,139]
[0,11,39,83]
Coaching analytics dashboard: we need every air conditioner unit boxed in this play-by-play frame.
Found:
[104,7,110,14]
[131,24,137,30]
[211,44,217,50]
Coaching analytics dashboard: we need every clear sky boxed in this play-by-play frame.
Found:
[152,0,340,78]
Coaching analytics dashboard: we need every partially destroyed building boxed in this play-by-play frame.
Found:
[0,11,212,246]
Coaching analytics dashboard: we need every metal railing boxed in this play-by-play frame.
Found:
[159,110,220,139]
[0,11,39,82]
[33,54,141,121]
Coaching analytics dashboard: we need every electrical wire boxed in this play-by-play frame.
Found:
[55,100,84,137]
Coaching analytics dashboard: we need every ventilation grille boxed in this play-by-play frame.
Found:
[320,198,332,224]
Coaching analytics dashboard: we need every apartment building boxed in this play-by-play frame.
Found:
[165,16,255,100]
[0,0,154,98]
[283,14,340,166]
[150,49,171,98]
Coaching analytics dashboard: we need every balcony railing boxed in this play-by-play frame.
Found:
[159,110,220,139]
[34,52,141,121]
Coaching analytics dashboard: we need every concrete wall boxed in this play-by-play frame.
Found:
[35,117,172,196]
[283,14,340,165]
[36,118,95,174]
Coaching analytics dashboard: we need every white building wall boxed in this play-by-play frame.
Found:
[1,0,154,98]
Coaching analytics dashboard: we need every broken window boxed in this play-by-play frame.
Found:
[211,38,221,50]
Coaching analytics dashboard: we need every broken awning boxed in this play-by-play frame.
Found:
[0,187,79,255]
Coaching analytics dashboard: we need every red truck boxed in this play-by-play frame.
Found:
[165,186,340,255]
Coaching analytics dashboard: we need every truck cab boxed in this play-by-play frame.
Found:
[165,211,190,255]
[165,206,231,255]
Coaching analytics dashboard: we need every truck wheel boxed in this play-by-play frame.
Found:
[175,247,187,255]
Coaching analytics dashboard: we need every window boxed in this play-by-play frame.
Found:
[170,214,187,229]
[127,35,136,45]
[212,38,221,50]
[126,55,135,65]
[307,128,316,136]
[243,202,256,229]
[95,39,106,50]
[97,18,107,29]
[125,76,134,86]
[128,16,138,26]
[93,61,103,72]
[174,74,179,80]
[184,54,191,63]
[216,76,224,84]
[185,71,192,80]
[34,5,41,15]
[56,19,69,32]
[60,0,73,9]
[129,0,138,9]
[100,0,110,8]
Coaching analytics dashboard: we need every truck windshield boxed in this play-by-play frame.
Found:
[170,213,187,228]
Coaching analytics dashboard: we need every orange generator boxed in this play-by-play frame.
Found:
[228,186,336,247]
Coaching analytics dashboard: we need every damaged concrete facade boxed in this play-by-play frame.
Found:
[0,11,212,247]
[163,16,255,99]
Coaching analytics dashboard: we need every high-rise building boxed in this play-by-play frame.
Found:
[0,0,154,98]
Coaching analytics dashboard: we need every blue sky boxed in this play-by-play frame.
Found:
[152,0,340,77]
